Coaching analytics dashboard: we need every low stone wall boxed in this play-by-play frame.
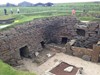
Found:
[72,46,93,57]
[65,44,100,62]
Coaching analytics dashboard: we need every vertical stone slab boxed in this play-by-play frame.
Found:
[65,42,73,55]
[91,45,100,62]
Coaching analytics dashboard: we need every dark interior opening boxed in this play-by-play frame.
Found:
[19,46,29,58]
[61,37,68,44]
[86,44,93,49]
[95,31,98,34]
[76,29,85,36]
[40,41,45,48]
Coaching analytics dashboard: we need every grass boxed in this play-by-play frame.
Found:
[0,60,36,75]
[79,16,95,21]
[0,11,68,31]
[0,15,14,20]
[0,2,100,30]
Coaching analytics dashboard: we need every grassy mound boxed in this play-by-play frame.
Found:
[0,60,36,75]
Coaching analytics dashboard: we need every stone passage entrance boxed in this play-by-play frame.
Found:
[76,29,85,36]
[19,46,29,58]
[61,37,68,44]
[40,41,45,48]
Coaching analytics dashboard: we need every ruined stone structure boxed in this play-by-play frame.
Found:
[0,16,100,65]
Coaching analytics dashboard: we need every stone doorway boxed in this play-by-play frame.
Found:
[76,29,85,36]
[19,46,29,58]
[40,41,45,48]
[61,37,68,44]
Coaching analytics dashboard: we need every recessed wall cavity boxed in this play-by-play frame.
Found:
[76,29,85,36]
[40,41,45,48]
[61,37,68,44]
[19,46,29,58]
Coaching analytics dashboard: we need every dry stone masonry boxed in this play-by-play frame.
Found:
[0,16,100,65]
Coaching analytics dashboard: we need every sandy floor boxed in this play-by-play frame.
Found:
[21,53,100,75]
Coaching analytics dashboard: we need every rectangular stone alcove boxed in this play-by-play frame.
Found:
[19,46,29,58]
[76,29,85,36]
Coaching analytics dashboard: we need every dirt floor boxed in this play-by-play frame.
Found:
[15,52,100,75]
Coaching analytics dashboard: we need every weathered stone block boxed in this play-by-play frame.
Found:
[82,55,91,61]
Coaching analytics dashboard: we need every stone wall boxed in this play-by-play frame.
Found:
[71,45,100,62]
[0,16,100,65]
[56,22,100,48]
[76,22,100,47]
[0,16,79,65]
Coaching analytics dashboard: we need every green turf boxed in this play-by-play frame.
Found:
[0,2,100,30]
[0,60,36,75]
